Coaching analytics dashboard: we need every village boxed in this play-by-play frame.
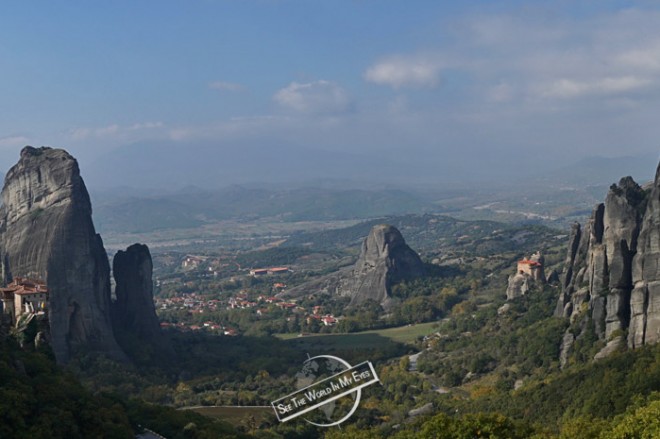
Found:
[154,256,340,336]
[0,250,546,339]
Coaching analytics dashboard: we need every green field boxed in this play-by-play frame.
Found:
[276,321,439,345]
[184,406,274,426]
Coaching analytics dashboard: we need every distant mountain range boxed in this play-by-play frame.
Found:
[78,140,657,234]
[92,186,433,233]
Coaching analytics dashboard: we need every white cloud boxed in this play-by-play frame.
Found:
[537,76,652,99]
[615,41,660,72]
[70,128,92,141]
[68,122,166,141]
[209,81,245,92]
[273,80,351,113]
[0,135,30,148]
[488,83,514,102]
[95,124,119,137]
[364,8,660,107]
[364,57,441,88]
[130,121,164,130]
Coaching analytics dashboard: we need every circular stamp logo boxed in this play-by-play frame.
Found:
[271,354,379,427]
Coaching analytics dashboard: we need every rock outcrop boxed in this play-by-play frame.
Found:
[505,273,531,300]
[283,224,425,310]
[0,146,168,364]
[506,252,545,300]
[112,244,169,352]
[0,147,125,363]
[557,169,656,360]
[339,224,425,310]
[629,167,660,347]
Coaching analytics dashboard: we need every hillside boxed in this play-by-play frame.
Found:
[92,186,432,233]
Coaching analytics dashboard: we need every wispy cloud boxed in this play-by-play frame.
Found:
[129,121,164,130]
[537,76,652,99]
[68,121,165,141]
[364,8,660,106]
[209,81,245,92]
[274,80,351,114]
[364,56,441,88]
[0,135,30,148]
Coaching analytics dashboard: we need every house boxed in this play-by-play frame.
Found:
[0,278,48,322]
[322,315,337,326]
[517,259,542,275]
[277,302,297,310]
[516,252,546,282]
[249,267,291,276]
[267,267,290,275]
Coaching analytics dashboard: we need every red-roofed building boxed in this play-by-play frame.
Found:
[249,268,269,276]
[322,315,337,326]
[516,252,546,282]
[0,277,48,321]
[517,259,541,273]
[267,267,290,274]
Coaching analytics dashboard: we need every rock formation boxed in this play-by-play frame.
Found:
[339,224,425,310]
[505,273,531,300]
[0,147,125,363]
[629,168,660,347]
[0,146,167,364]
[557,169,656,360]
[112,244,169,352]
[283,224,425,310]
[506,252,545,300]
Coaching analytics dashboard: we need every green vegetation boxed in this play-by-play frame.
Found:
[0,337,134,438]
[276,321,439,344]
[185,406,273,427]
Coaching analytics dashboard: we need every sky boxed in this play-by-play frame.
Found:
[1,1,660,188]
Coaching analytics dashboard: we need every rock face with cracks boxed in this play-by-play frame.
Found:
[339,224,425,310]
[0,146,125,363]
[0,146,168,363]
[112,243,170,353]
[283,224,425,311]
[556,167,658,361]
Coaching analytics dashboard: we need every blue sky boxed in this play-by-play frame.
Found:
[1,1,659,185]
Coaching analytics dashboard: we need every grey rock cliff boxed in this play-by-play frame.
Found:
[338,224,425,310]
[0,146,126,363]
[557,171,654,360]
[629,164,660,347]
[505,273,531,300]
[283,224,425,310]
[112,243,168,351]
